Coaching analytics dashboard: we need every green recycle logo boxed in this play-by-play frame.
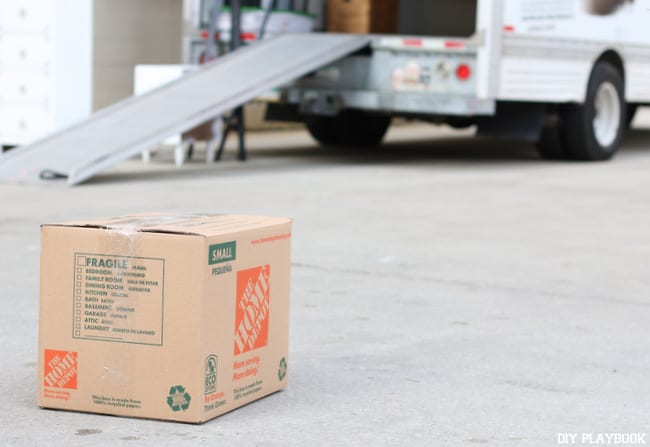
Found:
[278,357,287,381]
[166,385,191,412]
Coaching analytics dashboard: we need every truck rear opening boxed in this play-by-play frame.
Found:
[397,0,477,38]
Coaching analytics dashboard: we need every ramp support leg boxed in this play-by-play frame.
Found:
[235,107,246,161]
[215,109,247,161]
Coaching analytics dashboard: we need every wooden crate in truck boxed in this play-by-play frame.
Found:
[327,0,399,33]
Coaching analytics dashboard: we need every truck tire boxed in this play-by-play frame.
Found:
[446,116,476,130]
[561,62,625,161]
[305,110,391,148]
[304,115,339,146]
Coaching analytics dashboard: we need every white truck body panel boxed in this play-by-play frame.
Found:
[496,0,650,102]
[501,0,648,43]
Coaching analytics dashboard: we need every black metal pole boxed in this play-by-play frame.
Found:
[230,0,246,161]
[230,0,242,52]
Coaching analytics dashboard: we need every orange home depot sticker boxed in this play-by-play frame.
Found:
[44,349,78,389]
[234,265,270,355]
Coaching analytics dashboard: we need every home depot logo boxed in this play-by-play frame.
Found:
[234,265,270,355]
[44,349,78,389]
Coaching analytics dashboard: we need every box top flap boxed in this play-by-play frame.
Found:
[42,213,291,237]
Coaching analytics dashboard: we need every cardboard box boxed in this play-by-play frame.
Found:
[327,0,399,34]
[38,213,292,423]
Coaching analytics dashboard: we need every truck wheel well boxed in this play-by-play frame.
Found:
[596,50,625,82]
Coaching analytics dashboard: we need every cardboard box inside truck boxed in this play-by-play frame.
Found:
[38,213,292,423]
[327,0,399,34]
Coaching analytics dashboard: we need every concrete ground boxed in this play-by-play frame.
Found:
[2,116,650,446]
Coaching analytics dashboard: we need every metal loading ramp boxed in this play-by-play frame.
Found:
[0,33,371,185]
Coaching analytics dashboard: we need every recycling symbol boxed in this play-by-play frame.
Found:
[166,385,191,412]
[278,357,287,381]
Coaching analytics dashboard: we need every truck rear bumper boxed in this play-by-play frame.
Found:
[285,87,495,117]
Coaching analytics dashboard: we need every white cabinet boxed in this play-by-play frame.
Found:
[0,0,86,145]
[0,0,182,146]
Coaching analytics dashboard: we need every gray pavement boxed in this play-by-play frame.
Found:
[2,120,650,446]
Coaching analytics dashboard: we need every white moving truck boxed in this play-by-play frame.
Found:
[268,0,650,160]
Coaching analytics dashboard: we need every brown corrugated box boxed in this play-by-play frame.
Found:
[327,0,399,34]
[38,213,292,423]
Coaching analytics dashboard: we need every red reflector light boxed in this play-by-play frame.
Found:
[402,38,423,47]
[456,64,471,81]
[444,40,465,49]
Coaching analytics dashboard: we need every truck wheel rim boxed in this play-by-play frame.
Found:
[593,81,621,148]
